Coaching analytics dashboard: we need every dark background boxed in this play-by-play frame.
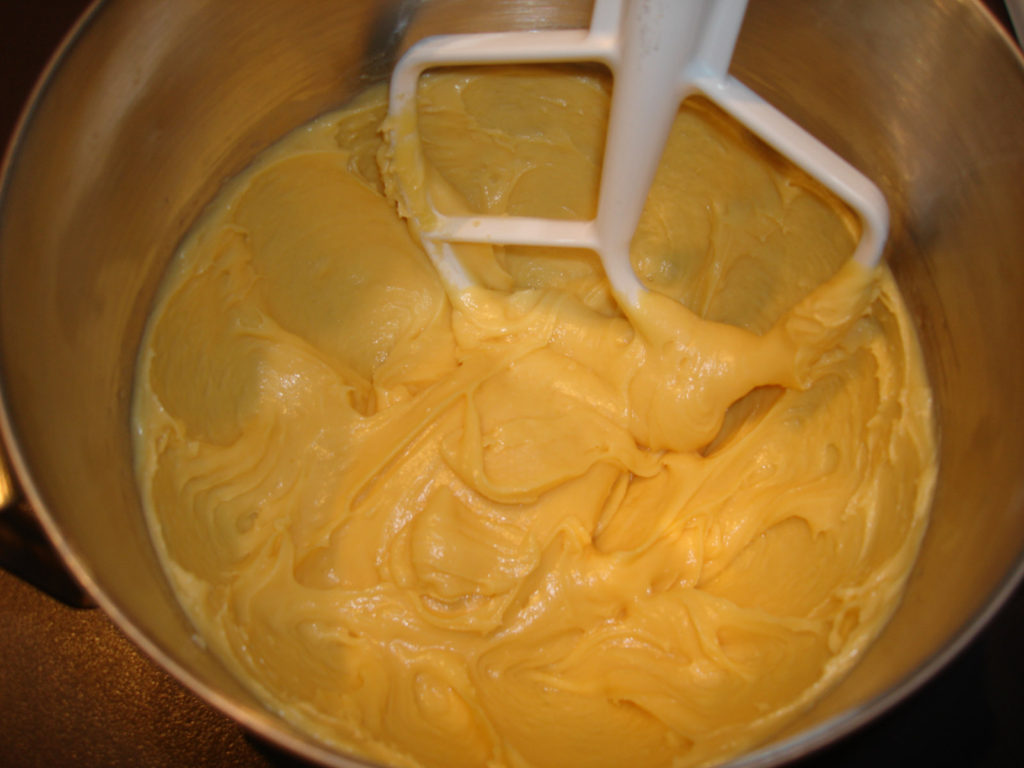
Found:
[1,1,1022,767]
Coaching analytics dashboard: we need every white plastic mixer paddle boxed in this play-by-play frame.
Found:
[386,0,889,310]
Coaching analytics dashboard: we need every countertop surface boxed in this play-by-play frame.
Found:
[1,2,1022,767]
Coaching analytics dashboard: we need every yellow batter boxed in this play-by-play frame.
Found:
[133,68,936,768]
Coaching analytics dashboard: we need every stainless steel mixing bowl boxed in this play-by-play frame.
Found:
[1,1,1022,765]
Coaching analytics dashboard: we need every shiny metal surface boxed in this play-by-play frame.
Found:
[0,1,1022,766]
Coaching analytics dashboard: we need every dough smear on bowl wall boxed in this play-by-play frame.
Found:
[132,68,937,768]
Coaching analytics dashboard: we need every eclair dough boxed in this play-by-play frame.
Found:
[133,69,936,768]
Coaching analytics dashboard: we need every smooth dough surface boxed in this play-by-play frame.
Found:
[134,69,937,768]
